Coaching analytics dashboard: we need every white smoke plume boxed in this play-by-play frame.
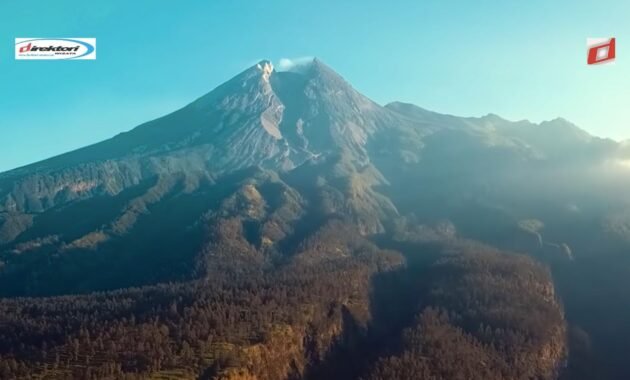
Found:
[276,56,315,72]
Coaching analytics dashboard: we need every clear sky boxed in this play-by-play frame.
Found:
[1,0,629,172]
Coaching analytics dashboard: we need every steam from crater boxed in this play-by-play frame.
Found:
[276,56,315,72]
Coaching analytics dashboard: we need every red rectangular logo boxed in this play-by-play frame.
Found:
[587,38,616,65]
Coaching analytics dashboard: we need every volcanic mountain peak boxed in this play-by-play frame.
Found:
[0,58,401,218]
[1,57,614,225]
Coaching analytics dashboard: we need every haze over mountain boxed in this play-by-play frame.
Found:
[1,58,630,379]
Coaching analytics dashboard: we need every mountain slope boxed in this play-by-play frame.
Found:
[4,57,630,379]
[0,59,413,296]
[0,60,396,213]
[1,58,629,296]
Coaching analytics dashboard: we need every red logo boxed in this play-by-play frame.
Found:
[18,43,32,53]
[587,38,616,65]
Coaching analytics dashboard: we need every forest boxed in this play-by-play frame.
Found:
[0,219,566,380]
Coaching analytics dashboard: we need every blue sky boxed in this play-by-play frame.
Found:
[1,0,629,172]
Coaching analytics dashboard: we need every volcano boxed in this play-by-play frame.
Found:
[1,57,629,380]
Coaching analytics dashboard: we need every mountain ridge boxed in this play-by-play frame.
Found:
[0,58,623,254]
[3,58,609,179]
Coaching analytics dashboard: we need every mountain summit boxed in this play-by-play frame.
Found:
[0,59,399,211]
